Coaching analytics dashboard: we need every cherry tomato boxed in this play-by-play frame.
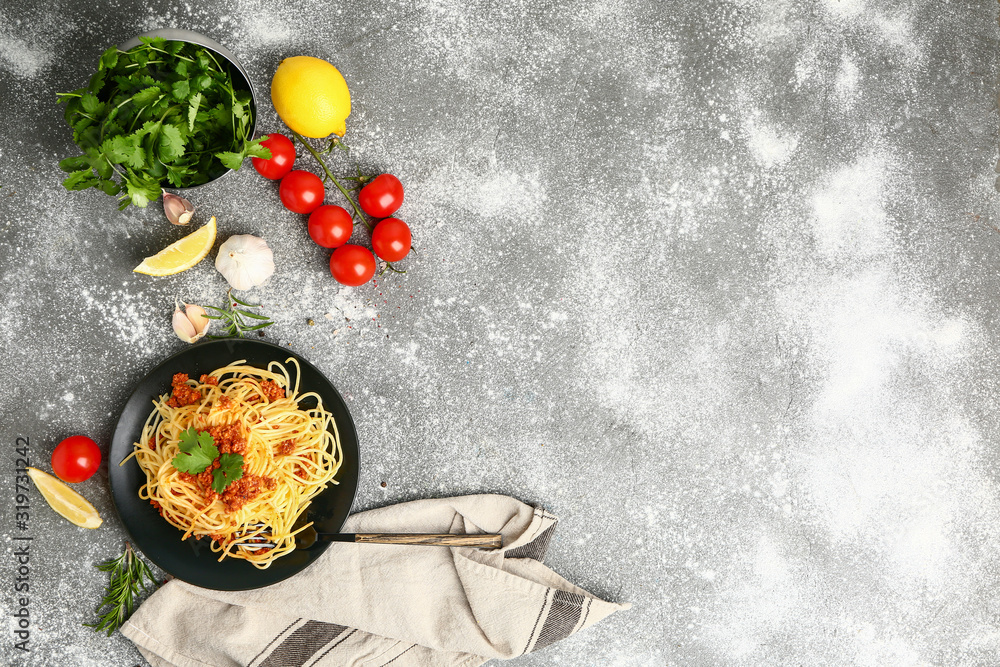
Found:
[279,170,325,214]
[308,205,354,249]
[251,133,296,180]
[358,174,404,218]
[371,218,412,262]
[51,435,101,483]
[330,245,376,286]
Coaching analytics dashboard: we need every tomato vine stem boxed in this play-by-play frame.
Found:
[291,130,373,233]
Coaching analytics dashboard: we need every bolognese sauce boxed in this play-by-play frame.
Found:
[166,373,202,408]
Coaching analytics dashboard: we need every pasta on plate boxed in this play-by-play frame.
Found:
[122,358,342,568]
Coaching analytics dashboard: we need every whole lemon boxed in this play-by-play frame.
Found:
[271,56,351,138]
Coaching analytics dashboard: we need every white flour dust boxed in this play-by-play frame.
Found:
[745,117,800,169]
[418,164,547,224]
[0,11,54,77]
[821,0,865,20]
[242,14,294,46]
[704,536,803,661]
[694,0,1000,663]
[79,285,162,353]
[810,152,890,257]
[794,269,968,414]
[834,55,861,107]
[819,0,924,64]
[0,34,52,77]
[789,260,984,582]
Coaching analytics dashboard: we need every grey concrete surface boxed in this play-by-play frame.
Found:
[2,0,1000,665]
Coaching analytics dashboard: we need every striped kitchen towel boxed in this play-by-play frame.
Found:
[121,494,630,666]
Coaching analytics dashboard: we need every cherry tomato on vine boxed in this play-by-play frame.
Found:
[358,174,404,218]
[51,435,101,483]
[371,218,412,262]
[280,170,325,214]
[308,205,354,249]
[330,245,376,286]
[251,133,296,180]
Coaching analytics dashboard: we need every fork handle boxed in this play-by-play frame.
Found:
[344,533,503,548]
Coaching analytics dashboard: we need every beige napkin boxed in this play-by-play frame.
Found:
[122,494,630,666]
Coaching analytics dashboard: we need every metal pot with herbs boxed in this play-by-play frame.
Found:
[57,36,269,210]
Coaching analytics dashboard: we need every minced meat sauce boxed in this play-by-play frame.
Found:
[258,379,285,402]
[210,423,247,455]
[166,373,202,407]
[220,475,277,512]
[171,424,275,511]
[177,460,219,498]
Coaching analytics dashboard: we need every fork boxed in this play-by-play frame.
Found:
[237,522,503,550]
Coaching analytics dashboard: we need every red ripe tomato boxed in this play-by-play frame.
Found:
[251,133,295,180]
[371,218,412,261]
[330,245,376,286]
[51,435,101,483]
[308,205,354,248]
[358,174,404,218]
[280,170,325,214]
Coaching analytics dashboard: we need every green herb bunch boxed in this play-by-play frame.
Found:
[171,426,244,493]
[57,36,270,210]
[204,289,275,338]
[85,543,158,636]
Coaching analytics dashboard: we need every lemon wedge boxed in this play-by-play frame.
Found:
[134,215,217,276]
[26,467,103,529]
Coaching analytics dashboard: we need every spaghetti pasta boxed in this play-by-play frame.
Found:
[123,358,342,568]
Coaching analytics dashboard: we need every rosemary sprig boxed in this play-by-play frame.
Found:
[84,542,158,636]
[203,289,274,338]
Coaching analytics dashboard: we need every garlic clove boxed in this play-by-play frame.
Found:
[215,235,275,290]
[172,304,199,343]
[183,303,211,340]
[163,191,195,226]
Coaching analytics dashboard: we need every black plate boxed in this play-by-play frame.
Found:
[109,339,359,590]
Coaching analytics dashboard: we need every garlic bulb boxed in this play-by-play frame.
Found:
[172,301,211,343]
[163,191,195,225]
[215,235,275,290]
